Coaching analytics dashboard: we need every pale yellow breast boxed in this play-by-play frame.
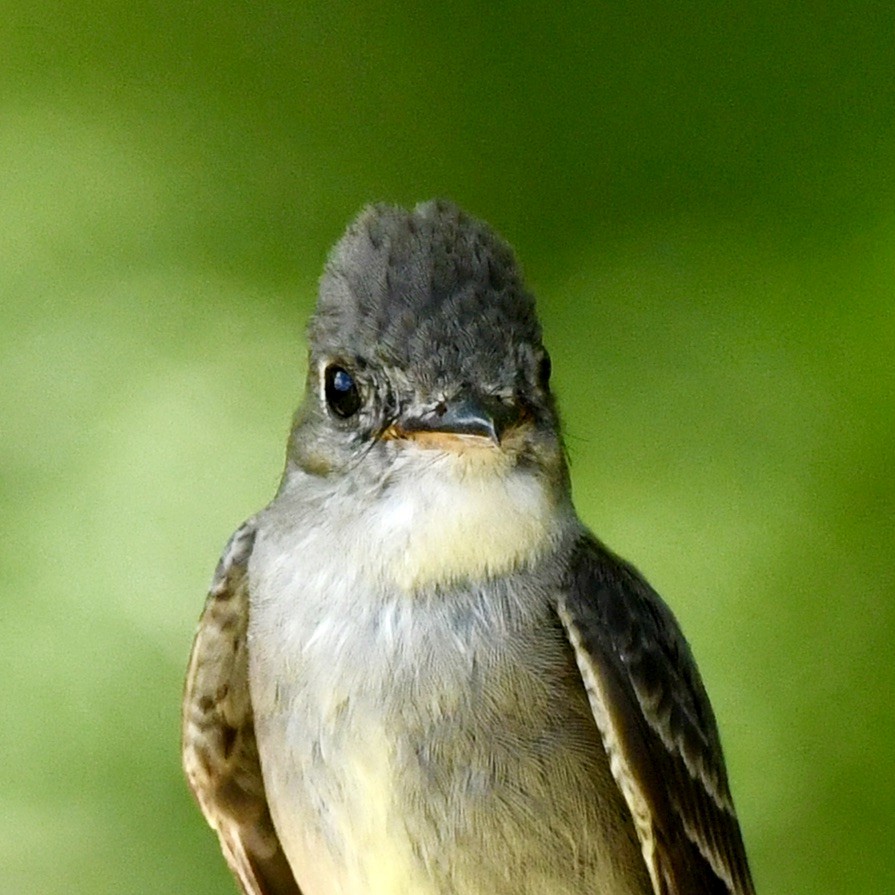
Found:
[272,725,434,895]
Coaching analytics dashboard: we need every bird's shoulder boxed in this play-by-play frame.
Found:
[181,519,302,895]
[556,533,755,895]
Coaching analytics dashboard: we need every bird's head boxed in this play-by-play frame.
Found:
[284,201,571,588]
[290,200,564,478]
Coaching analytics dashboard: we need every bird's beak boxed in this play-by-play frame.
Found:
[384,392,522,450]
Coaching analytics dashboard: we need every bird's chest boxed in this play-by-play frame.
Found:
[249,564,542,891]
[246,519,644,895]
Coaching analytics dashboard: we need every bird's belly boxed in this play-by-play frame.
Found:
[258,690,646,895]
[259,722,436,895]
[248,540,649,895]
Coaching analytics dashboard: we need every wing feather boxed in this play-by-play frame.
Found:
[557,535,755,895]
[182,520,302,895]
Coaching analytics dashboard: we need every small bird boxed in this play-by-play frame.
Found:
[182,200,756,895]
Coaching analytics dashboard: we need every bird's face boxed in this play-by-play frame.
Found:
[281,201,571,589]
[294,341,561,480]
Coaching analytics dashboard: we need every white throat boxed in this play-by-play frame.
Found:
[373,449,559,590]
[290,444,562,593]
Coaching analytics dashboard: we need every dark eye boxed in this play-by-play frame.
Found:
[324,365,362,418]
[537,351,552,388]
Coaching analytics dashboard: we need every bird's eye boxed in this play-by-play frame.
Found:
[324,365,362,418]
[537,351,552,388]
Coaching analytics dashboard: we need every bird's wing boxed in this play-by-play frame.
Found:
[556,535,755,895]
[182,520,302,895]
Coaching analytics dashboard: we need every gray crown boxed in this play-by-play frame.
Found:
[310,200,542,391]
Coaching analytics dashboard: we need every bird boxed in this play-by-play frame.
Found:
[182,200,756,895]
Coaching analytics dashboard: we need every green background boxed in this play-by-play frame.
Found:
[3,3,893,893]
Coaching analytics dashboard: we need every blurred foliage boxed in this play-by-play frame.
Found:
[2,2,894,893]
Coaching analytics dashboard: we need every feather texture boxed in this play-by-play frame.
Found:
[182,520,302,895]
[557,535,755,895]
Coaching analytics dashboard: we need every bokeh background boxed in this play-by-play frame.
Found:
[3,3,894,893]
